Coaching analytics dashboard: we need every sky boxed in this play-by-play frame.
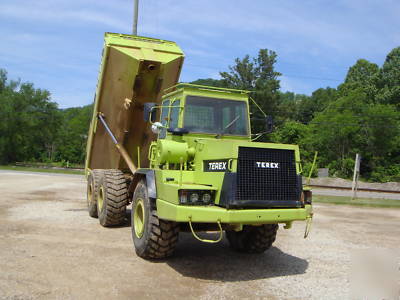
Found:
[0,0,399,108]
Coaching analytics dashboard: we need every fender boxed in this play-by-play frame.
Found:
[131,169,157,200]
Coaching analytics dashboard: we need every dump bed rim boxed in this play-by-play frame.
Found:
[105,32,181,47]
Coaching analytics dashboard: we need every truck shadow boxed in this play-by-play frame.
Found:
[165,232,308,282]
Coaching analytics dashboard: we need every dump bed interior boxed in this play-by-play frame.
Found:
[86,33,184,173]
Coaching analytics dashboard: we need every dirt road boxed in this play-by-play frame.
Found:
[0,171,399,299]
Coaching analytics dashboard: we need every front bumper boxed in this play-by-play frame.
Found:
[156,199,312,224]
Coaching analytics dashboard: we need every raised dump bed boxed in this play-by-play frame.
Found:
[85,33,184,174]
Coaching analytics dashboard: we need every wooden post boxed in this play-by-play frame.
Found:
[351,153,361,200]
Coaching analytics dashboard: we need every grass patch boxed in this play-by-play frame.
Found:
[0,165,84,175]
[14,161,84,169]
[313,194,400,208]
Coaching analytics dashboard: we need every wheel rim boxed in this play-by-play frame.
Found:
[97,186,104,211]
[87,182,93,205]
[134,198,145,238]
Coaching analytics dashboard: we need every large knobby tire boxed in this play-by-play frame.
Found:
[131,179,179,259]
[97,169,128,227]
[86,169,103,218]
[226,224,278,253]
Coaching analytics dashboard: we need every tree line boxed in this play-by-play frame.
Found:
[0,70,92,166]
[0,46,399,181]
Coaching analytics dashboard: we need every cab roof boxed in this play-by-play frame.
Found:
[162,83,250,100]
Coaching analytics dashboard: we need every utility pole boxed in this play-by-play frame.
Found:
[351,153,361,200]
[133,0,139,35]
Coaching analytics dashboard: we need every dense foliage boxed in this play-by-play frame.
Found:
[0,69,92,165]
[1,46,399,181]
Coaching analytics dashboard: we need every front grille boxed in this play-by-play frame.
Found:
[236,147,300,203]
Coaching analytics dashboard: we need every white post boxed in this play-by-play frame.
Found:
[351,153,360,200]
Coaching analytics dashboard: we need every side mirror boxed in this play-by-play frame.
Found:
[151,122,164,134]
[265,115,274,133]
[143,102,157,123]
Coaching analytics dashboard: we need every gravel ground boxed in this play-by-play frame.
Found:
[0,171,399,299]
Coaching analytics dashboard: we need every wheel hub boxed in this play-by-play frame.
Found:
[87,182,93,205]
[134,198,145,238]
[97,186,104,211]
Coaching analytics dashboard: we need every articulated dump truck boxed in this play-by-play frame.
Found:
[85,32,313,259]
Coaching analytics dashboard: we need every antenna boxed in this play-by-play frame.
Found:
[133,0,139,35]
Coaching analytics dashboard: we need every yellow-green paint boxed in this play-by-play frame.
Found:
[189,218,223,243]
[104,33,183,56]
[97,186,104,211]
[151,137,302,206]
[157,199,312,224]
[87,179,93,204]
[85,32,184,176]
[134,198,145,238]
[164,83,250,96]
[159,84,251,136]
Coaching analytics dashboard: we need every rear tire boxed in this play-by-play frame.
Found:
[86,169,103,218]
[97,169,128,227]
[226,224,278,253]
[132,179,179,259]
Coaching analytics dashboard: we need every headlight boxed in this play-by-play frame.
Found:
[179,191,188,204]
[190,193,199,203]
[178,190,215,205]
[202,193,211,203]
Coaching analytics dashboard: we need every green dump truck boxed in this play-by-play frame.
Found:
[85,32,313,259]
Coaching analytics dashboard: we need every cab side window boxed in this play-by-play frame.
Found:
[169,99,181,129]
[159,99,170,139]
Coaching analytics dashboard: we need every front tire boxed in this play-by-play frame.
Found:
[97,169,128,227]
[226,224,278,253]
[131,179,179,259]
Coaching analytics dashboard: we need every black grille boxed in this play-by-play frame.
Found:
[236,147,300,203]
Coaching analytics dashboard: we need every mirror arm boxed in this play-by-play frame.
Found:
[249,96,267,118]
[265,115,274,133]
[149,107,156,125]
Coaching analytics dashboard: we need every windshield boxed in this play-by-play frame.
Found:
[184,96,249,136]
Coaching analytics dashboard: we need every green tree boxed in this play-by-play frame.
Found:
[220,49,281,137]
[276,92,303,122]
[270,120,309,148]
[0,67,94,165]
[376,47,400,107]
[0,69,60,164]
[339,59,379,100]
[55,105,93,164]
[358,103,400,178]
[0,69,7,93]
[190,78,226,88]
[296,88,338,124]
[308,88,400,179]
